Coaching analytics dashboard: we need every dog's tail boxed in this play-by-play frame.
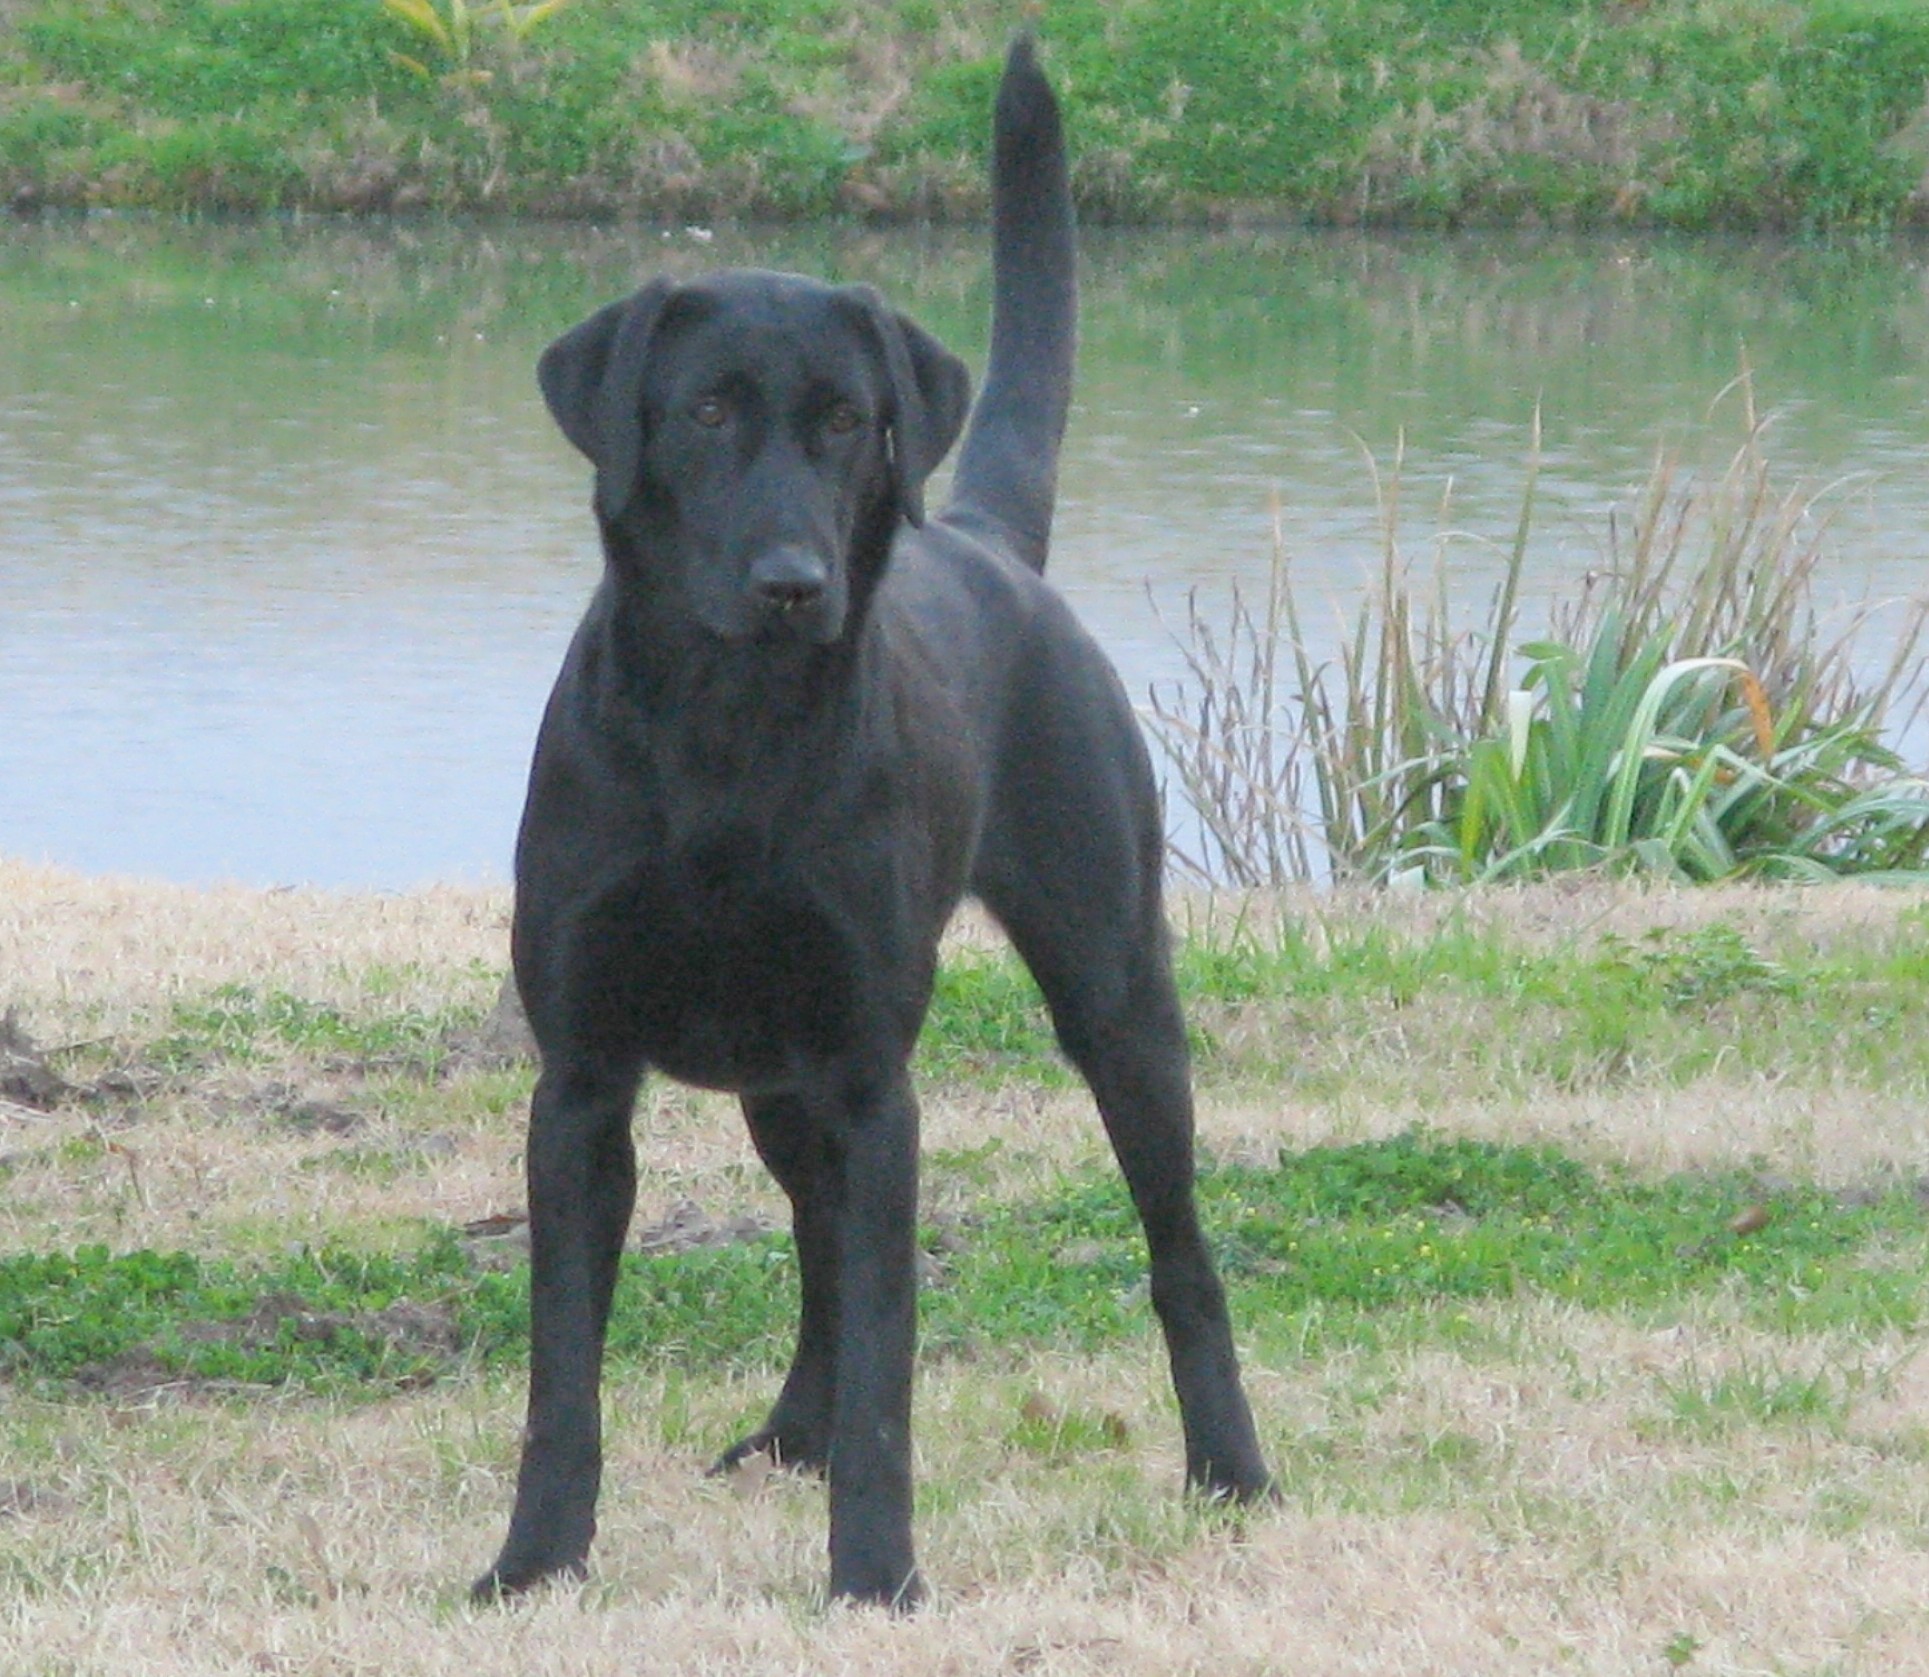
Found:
[943,33,1075,574]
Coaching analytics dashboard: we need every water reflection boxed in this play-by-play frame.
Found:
[3,217,1925,886]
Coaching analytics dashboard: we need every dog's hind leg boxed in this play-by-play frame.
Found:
[978,796,1272,1502]
[475,1057,642,1599]
[1040,935,1270,1499]
[1006,911,1270,1499]
[711,1092,839,1476]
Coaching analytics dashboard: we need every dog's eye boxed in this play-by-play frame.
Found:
[691,396,729,429]
[824,400,863,436]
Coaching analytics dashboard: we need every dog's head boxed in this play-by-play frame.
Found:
[538,270,971,646]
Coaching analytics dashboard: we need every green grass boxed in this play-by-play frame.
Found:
[111,909,1929,1104]
[1656,1355,1862,1438]
[966,1132,1929,1358]
[6,0,1929,226]
[147,979,489,1073]
[915,952,1068,1085]
[0,1240,473,1391]
[7,1129,1925,1395]
[927,907,1929,1099]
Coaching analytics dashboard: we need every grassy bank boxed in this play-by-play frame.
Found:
[5,1,1929,228]
[7,860,1929,1669]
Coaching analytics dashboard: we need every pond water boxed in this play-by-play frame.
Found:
[3,216,1927,888]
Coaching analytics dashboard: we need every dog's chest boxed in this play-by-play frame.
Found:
[595,839,889,1091]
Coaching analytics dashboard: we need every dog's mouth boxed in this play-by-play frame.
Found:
[689,594,842,649]
[749,598,843,646]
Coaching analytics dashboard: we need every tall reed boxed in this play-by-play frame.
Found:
[1147,388,1929,887]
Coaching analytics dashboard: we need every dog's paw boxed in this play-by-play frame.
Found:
[1189,1462,1279,1509]
[469,1551,588,1605]
[829,1561,926,1614]
[709,1428,828,1479]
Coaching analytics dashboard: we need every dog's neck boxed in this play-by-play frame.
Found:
[624,620,860,776]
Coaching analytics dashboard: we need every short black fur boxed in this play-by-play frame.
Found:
[476,35,1273,1610]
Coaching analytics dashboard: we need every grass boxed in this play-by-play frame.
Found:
[27,888,1929,1110]
[11,866,1929,1668]
[7,0,1929,226]
[150,981,486,1075]
[10,1130,1917,1393]
[942,901,1929,1113]
[0,1241,472,1392]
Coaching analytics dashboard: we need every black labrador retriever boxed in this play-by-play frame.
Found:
[476,35,1272,1610]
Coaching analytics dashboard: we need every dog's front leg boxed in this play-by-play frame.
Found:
[475,1058,641,1599]
[824,1071,923,1609]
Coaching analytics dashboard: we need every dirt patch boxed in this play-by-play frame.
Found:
[271,1096,366,1137]
[454,1200,777,1272]
[0,1009,67,1110]
[0,1008,170,1119]
[69,1294,463,1401]
[441,974,536,1072]
[634,1200,776,1255]
[0,1477,74,1519]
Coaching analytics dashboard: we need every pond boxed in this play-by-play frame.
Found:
[3,216,1927,888]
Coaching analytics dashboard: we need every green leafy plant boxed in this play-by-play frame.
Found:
[1662,1629,1704,1668]
[380,0,573,85]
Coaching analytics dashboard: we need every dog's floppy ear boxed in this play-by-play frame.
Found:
[846,287,971,527]
[538,278,678,524]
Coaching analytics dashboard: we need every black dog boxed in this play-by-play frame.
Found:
[476,36,1271,1610]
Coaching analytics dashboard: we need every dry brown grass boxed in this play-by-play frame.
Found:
[9,867,1921,1259]
[9,1307,1929,1674]
[1166,874,1926,959]
[0,858,510,1035]
[7,864,1929,1672]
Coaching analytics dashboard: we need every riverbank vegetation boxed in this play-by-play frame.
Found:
[5,0,1929,227]
[6,866,1929,1666]
[1150,389,1929,887]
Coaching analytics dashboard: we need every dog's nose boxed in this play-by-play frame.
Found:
[748,548,829,614]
